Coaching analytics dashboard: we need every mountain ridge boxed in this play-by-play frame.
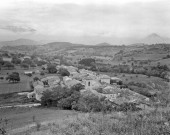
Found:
[0,38,39,47]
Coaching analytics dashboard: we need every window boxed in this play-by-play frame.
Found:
[88,81,90,86]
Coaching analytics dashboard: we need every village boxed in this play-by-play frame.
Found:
[25,65,150,110]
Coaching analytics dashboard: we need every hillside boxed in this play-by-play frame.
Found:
[0,38,39,47]
[43,42,84,49]
[95,42,112,46]
[140,33,170,44]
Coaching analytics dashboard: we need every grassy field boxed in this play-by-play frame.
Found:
[0,71,30,94]
[99,72,164,84]
[0,66,61,94]
[0,68,35,94]
[0,107,78,132]
[0,92,37,106]
[1,106,170,135]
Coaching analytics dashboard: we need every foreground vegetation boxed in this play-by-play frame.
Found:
[1,108,169,135]
[37,110,170,135]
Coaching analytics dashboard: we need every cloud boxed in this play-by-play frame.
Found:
[0,0,170,43]
[0,25,36,33]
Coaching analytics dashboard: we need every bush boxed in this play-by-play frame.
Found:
[37,60,47,66]
[3,62,15,69]
[75,94,104,112]
[58,68,70,76]
[12,57,21,64]
[58,91,80,110]
[20,63,29,69]
[114,102,141,112]
[40,71,45,76]
[33,77,40,82]
[79,58,95,67]
[122,74,125,77]
[30,63,36,68]
[41,84,113,112]
[47,64,57,73]
[6,72,20,83]
[70,83,84,92]
[29,81,34,90]
[41,86,81,109]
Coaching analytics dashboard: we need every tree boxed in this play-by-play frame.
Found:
[36,60,47,66]
[33,77,40,82]
[20,63,29,69]
[79,58,95,67]
[3,62,15,69]
[22,58,33,65]
[30,63,36,68]
[6,72,20,83]
[47,64,57,73]
[70,83,84,92]
[0,57,4,65]
[11,57,21,64]
[58,68,70,76]
[40,71,45,76]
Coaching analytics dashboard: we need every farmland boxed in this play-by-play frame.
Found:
[0,67,34,94]
[0,107,78,133]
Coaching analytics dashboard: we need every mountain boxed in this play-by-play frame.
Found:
[95,42,112,46]
[43,42,85,49]
[0,38,39,47]
[141,33,170,44]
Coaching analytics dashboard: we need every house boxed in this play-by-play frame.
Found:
[24,71,33,75]
[99,75,111,84]
[63,76,81,88]
[35,70,40,74]
[110,77,122,85]
[23,56,31,59]
[42,64,48,69]
[2,57,12,62]
[51,59,60,65]
[84,76,101,89]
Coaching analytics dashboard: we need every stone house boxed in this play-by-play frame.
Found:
[99,75,111,84]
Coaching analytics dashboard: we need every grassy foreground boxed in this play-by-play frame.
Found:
[1,107,170,135]
[28,110,170,135]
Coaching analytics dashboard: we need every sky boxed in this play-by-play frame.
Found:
[0,0,170,44]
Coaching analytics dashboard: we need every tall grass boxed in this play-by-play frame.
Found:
[43,110,170,135]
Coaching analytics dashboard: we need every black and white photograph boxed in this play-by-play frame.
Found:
[0,0,170,134]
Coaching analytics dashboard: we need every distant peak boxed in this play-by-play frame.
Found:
[147,33,161,38]
[15,38,35,41]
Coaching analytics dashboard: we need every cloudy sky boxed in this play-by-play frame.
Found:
[0,0,170,44]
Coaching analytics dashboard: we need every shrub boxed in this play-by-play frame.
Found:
[70,83,84,92]
[79,58,95,67]
[41,86,81,109]
[58,68,70,76]
[75,94,104,112]
[58,91,80,110]
[122,74,125,77]
[33,77,40,82]
[22,58,33,65]
[40,71,45,76]
[47,64,57,73]
[37,61,47,66]
[30,63,36,68]
[3,62,15,69]
[29,81,34,90]
[11,57,21,64]
[20,63,29,69]
[114,102,141,112]
[6,72,20,83]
